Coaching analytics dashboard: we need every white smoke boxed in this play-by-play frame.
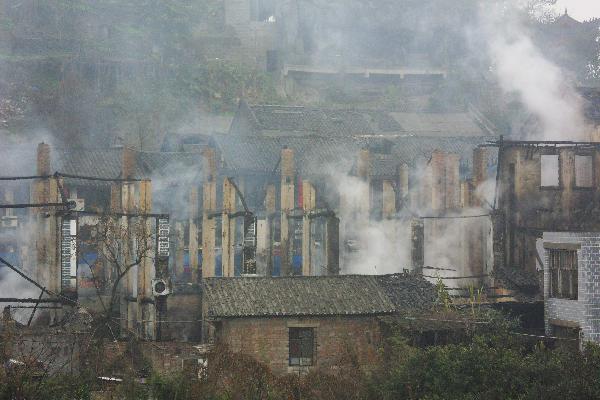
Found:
[330,172,411,275]
[0,268,41,324]
[325,152,494,282]
[480,2,589,140]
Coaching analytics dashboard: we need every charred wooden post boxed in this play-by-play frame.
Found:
[326,214,340,275]
[411,218,425,272]
[398,163,409,209]
[445,154,460,210]
[382,180,396,219]
[137,179,155,339]
[472,147,487,207]
[221,178,236,277]
[189,187,199,282]
[280,148,294,276]
[265,184,276,276]
[357,148,371,216]
[302,180,316,276]
[33,143,60,322]
[202,148,217,278]
[460,180,471,208]
[120,146,137,333]
[174,221,185,278]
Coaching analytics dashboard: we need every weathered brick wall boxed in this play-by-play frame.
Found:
[216,316,382,375]
[543,232,600,343]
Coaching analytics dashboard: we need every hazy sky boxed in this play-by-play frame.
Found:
[554,0,600,21]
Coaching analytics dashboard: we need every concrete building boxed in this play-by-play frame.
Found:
[202,273,436,374]
[540,232,600,345]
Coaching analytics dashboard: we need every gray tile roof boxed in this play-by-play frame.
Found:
[241,104,496,137]
[0,145,204,182]
[203,273,436,319]
[213,134,497,179]
[389,112,491,136]
[213,135,367,176]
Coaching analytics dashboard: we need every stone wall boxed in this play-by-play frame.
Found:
[214,316,382,375]
[542,232,600,343]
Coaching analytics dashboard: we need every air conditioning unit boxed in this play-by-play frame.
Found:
[152,279,171,297]
[1,216,18,228]
[69,199,85,211]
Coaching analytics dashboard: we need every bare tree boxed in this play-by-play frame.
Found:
[80,215,156,335]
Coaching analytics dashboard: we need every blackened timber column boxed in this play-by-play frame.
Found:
[472,147,488,207]
[120,146,137,333]
[398,163,409,209]
[382,180,396,219]
[33,143,60,322]
[202,148,217,278]
[302,180,315,276]
[357,148,371,217]
[411,218,424,272]
[137,180,155,339]
[221,178,236,277]
[189,188,199,282]
[265,184,276,276]
[280,148,295,276]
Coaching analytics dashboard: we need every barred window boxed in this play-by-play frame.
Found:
[289,328,314,366]
[548,248,578,300]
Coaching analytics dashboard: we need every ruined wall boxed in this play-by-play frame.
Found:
[497,144,600,271]
[215,316,382,375]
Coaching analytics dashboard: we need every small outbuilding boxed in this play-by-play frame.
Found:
[202,274,436,374]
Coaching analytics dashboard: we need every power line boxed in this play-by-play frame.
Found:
[423,274,489,279]
[0,256,78,306]
[0,172,143,182]
[0,175,51,181]
[421,213,491,220]
[0,202,74,209]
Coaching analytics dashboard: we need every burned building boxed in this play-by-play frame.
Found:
[1,98,526,358]
[220,102,500,286]
[490,139,600,344]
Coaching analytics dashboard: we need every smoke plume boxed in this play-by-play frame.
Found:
[479,2,589,140]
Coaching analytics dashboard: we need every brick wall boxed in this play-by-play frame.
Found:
[542,232,600,343]
[215,316,382,375]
